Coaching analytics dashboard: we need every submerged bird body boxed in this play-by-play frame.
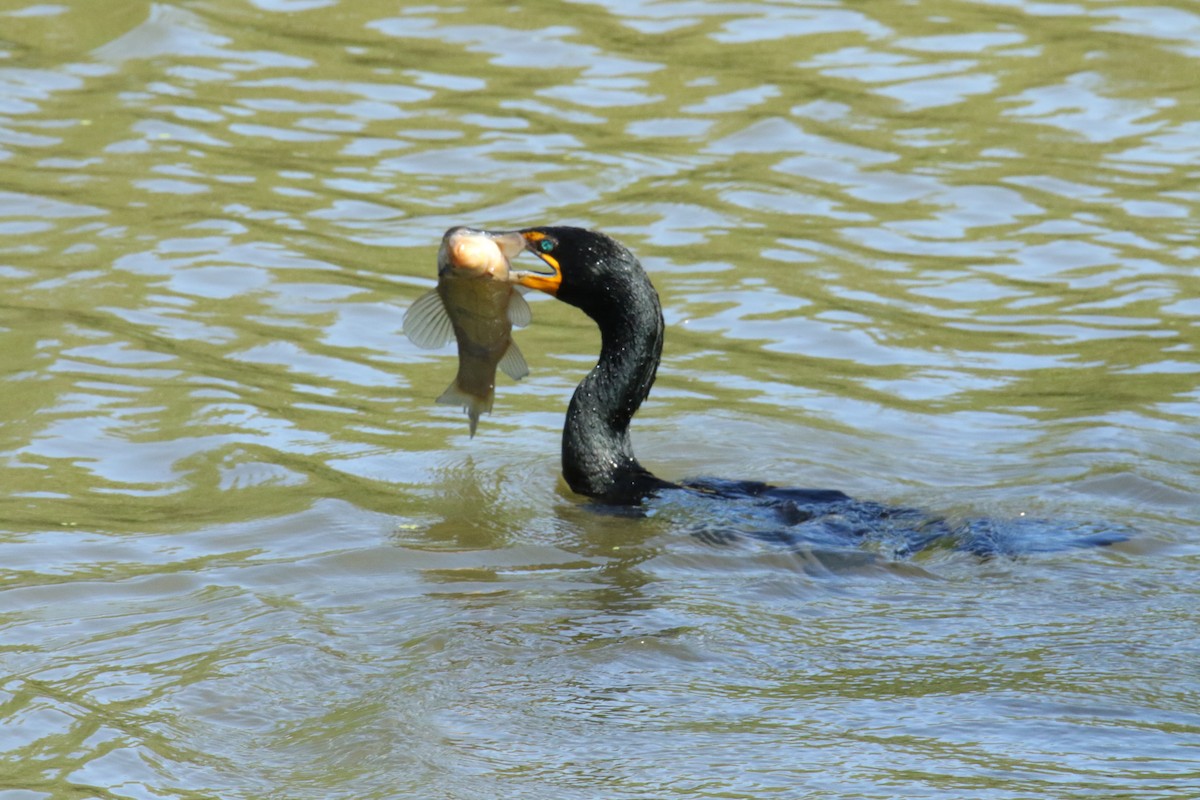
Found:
[492,225,1129,557]
[403,227,531,435]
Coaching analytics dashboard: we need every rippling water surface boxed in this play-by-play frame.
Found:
[1,1,1197,797]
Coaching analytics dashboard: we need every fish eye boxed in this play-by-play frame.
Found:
[539,239,555,253]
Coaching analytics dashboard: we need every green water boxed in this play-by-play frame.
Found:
[0,1,1197,797]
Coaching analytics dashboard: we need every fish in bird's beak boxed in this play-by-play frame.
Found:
[439,227,525,280]
[406,226,534,436]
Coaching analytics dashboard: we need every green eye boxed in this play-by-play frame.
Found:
[539,239,554,253]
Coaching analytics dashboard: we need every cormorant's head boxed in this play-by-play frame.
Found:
[506,226,643,311]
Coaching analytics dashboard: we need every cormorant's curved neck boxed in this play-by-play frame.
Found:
[561,262,673,503]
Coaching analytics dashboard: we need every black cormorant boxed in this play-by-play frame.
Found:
[490,225,1126,557]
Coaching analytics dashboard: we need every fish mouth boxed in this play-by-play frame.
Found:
[489,230,528,261]
[440,227,523,279]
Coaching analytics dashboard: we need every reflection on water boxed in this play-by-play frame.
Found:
[0,1,1197,798]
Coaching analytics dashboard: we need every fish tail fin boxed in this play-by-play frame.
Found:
[436,381,492,437]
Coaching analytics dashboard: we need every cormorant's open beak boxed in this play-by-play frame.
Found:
[490,229,561,296]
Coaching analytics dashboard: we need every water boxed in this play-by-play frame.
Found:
[1,1,1197,797]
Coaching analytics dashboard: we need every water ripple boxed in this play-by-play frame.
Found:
[0,1,1197,798]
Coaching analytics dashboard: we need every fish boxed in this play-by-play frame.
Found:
[403,226,532,436]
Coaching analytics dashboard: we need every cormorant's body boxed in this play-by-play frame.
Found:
[502,226,1128,557]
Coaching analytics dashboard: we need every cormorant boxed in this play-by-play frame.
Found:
[484,225,1127,557]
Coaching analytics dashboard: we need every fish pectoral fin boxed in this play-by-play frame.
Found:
[436,381,491,438]
[403,289,454,349]
[498,341,529,381]
[507,290,532,328]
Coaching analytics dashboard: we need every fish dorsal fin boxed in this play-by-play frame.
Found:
[498,340,529,381]
[507,290,532,328]
[403,288,453,349]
